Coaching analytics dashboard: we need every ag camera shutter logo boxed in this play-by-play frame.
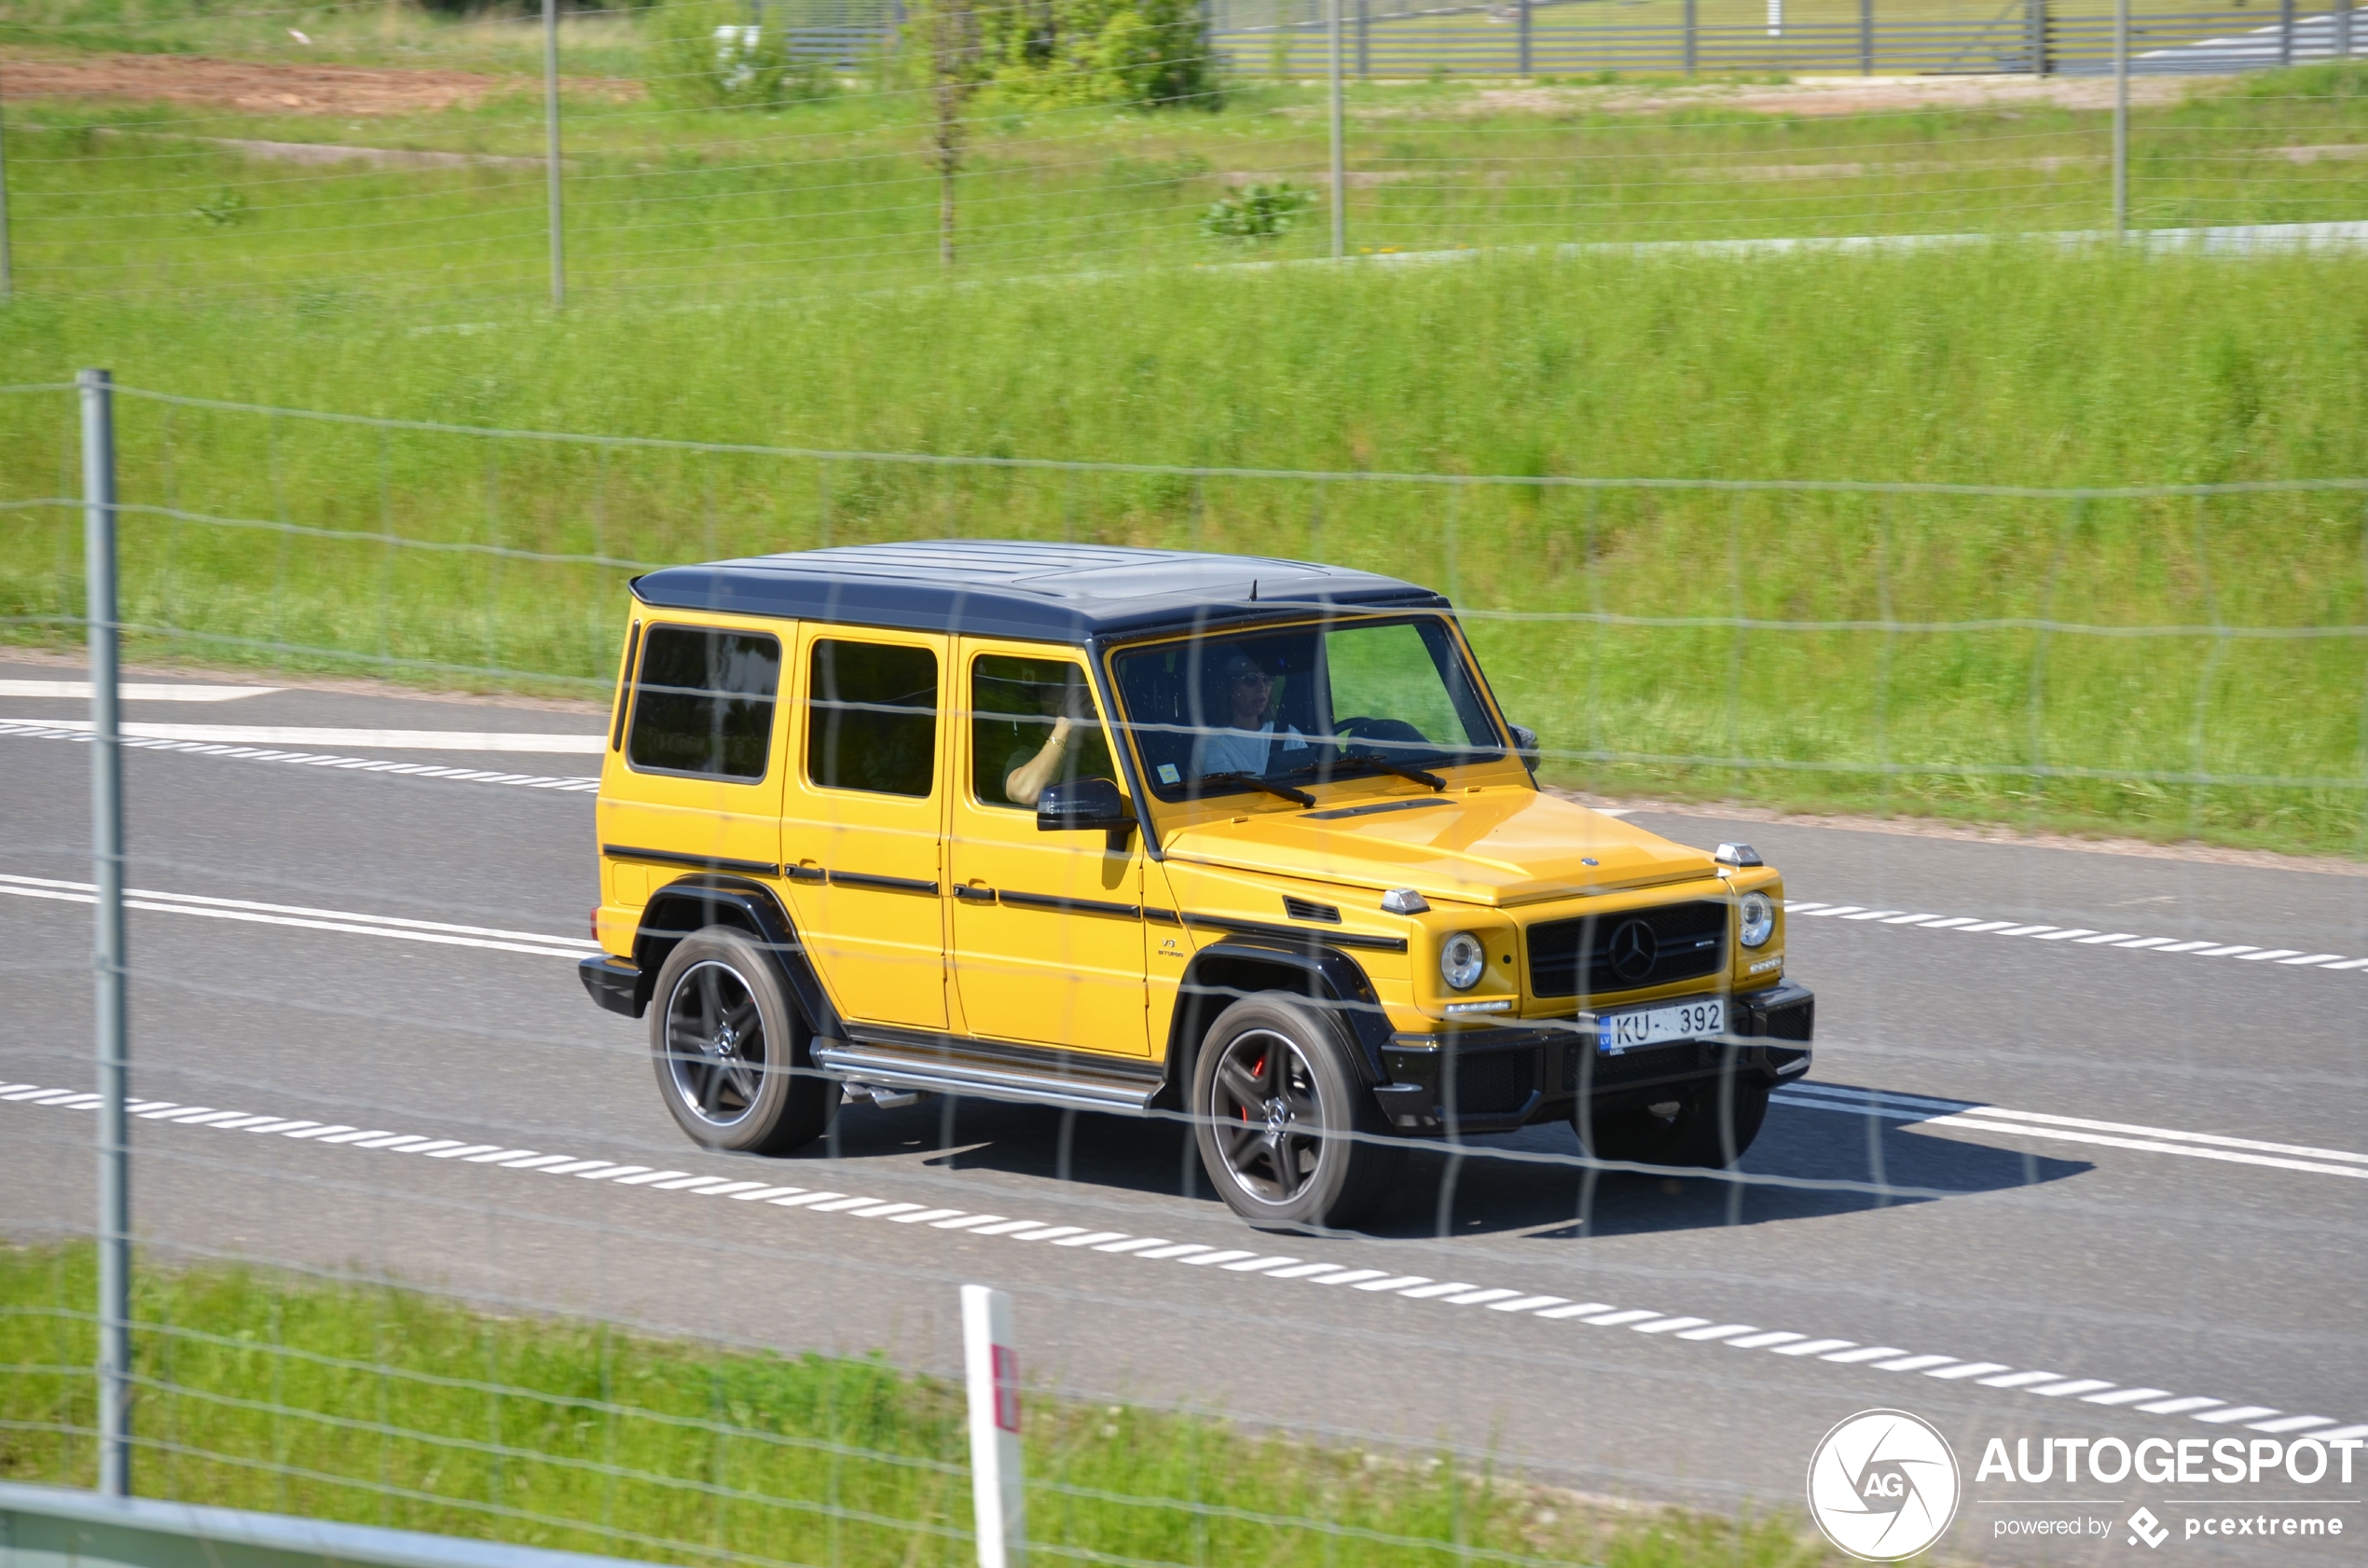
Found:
[1807,1409,1962,1561]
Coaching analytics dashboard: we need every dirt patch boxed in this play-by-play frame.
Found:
[0,48,640,116]
[1438,71,2217,119]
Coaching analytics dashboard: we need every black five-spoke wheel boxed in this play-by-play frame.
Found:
[1192,994,1401,1231]
[649,926,833,1155]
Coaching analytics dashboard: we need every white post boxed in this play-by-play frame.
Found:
[961,1285,1024,1568]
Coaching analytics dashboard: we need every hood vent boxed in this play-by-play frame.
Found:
[1283,896,1342,925]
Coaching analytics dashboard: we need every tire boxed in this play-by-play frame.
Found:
[650,925,833,1156]
[1576,1076,1769,1169]
[1191,994,1403,1231]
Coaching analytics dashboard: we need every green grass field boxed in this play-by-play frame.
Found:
[0,52,2361,301]
[0,1245,1831,1568]
[2,235,2363,854]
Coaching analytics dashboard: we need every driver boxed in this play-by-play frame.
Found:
[1190,652,1311,779]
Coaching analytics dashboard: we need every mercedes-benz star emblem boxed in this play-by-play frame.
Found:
[1608,918,1659,983]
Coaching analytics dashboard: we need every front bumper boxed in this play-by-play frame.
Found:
[1372,981,1813,1135]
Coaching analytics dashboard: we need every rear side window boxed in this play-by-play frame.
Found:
[808,639,939,798]
[626,626,781,781]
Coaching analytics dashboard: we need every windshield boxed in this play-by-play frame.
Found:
[1111,616,1506,803]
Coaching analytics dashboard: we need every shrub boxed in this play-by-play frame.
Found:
[1200,181,1316,242]
[644,0,838,111]
[967,0,1220,109]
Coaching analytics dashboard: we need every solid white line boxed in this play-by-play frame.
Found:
[0,717,603,751]
[1771,1088,2368,1177]
[0,681,280,702]
[0,873,598,958]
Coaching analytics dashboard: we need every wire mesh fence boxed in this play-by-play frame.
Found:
[3,373,2367,1567]
[0,0,2362,307]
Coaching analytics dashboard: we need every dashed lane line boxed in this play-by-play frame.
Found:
[1785,901,2368,975]
[1774,1082,2368,1182]
[5,1081,2361,1448]
[0,721,599,793]
[0,873,599,959]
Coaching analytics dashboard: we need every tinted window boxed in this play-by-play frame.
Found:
[808,640,939,798]
[626,626,780,781]
[971,654,1116,809]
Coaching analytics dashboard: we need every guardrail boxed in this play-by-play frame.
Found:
[1218,0,2364,76]
[0,1483,652,1568]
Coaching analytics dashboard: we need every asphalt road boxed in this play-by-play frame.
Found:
[5,666,2364,1564]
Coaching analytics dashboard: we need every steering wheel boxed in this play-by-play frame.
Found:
[1331,716,1430,760]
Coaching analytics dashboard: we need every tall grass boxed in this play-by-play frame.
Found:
[0,1245,1830,1567]
[2,241,2362,852]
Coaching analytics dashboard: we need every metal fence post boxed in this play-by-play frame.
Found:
[1356,0,1369,79]
[1684,0,1698,74]
[2278,0,2294,66]
[1327,0,1345,258]
[1860,0,1874,73]
[1518,0,1533,76]
[0,84,14,300]
[2113,0,2128,236]
[543,0,566,309]
[81,366,131,1500]
[2027,0,2047,75]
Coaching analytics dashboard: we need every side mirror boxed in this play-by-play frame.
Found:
[1508,723,1541,774]
[1037,777,1136,849]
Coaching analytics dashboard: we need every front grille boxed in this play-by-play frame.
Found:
[1564,1039,1702,1091]
[1527,899,1727,998]
[1447,1047,1537,1115]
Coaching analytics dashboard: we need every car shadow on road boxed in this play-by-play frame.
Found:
[812,1080,2090,1244]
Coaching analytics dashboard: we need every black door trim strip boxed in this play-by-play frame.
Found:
[997,890,1140,919]
[1179,913,1409,953]
[603,844,779,878]
[829,870,942,896]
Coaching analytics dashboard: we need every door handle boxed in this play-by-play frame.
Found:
[953,884,998,903]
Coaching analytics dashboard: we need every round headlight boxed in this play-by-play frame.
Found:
[1739,891,1775,949]
[1439,931,1487,991]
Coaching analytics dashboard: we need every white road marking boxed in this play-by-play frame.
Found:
[102,1067,2334,1434]
[0,873,598,960]
[1784,899,2368,975]
[0,722,600,793]
[0,681,280,702]
[1774,1081,2368,1181]
[0,717,602,752]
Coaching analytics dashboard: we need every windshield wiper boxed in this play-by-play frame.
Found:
[1341,754,1446,791]
[1192,771,1317,807]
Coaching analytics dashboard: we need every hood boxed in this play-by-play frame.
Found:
[1160,789,1719,906]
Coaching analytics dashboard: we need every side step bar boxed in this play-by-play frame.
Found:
[811,1038,1164,1116]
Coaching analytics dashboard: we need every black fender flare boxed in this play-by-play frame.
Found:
[1167,937,1392,1096]
[631,874,846,1038]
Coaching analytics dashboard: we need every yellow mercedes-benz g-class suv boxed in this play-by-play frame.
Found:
[581,542,1811,1231]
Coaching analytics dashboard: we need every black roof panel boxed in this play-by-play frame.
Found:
[629,541,1447,642]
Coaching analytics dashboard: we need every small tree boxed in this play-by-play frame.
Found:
[910,0,984,265]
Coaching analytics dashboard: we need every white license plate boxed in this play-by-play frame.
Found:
[1598,997,1727,1055]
